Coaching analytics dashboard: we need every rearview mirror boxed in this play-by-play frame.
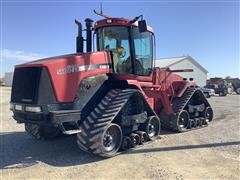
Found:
[138,20,147,33]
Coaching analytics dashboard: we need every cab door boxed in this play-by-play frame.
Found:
[131,27,154,82]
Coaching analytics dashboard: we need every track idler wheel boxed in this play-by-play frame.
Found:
[204,107,213,124]
[120,136,132,151]
[101,123,123,157]
[136,131,148,144]
[130,133,140,147]
[177,110,190,132]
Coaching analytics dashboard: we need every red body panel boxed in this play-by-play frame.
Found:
[112,68,196,115]
[16,51,112,102]
[16,49,194,115]
[94,18,154,33]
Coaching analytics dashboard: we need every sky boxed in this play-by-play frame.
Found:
[0,0,239,78]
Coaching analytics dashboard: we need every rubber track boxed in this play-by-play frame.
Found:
[166,86,210,132]
[76,89,137,157]
[25,123,41,139]
[172,86,196,114]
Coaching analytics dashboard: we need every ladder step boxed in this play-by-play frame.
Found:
[63,129,81,135]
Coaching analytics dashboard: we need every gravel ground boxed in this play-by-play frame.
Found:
[0,86,239,179]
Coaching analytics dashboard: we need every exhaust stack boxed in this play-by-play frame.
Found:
[75,19,84,53]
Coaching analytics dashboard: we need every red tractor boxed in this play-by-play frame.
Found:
[10,13,213,157]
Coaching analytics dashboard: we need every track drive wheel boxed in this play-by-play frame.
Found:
[140,116,161,140]
[176,110,190,132]
[25,123,60,140]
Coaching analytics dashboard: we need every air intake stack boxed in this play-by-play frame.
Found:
[85,18,94,52]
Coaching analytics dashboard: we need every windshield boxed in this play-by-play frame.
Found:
[96,26,154,76]
[97,26,132,74]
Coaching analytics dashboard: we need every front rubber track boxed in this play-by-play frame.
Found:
[76,89,137,157]
[25,123,61,140]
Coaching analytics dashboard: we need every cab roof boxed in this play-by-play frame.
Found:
[94,18,154,33]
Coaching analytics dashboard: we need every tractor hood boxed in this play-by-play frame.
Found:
[16,51,111,70]
[12,51,112,103]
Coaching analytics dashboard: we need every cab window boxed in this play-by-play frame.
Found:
[97,26,132,74]
[132,27,153,76]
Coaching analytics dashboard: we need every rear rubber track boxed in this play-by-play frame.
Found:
[163,86,212,132]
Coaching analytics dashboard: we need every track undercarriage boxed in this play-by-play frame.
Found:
[24,87,213,157]
[75,86,213,157]
[161,86,213,133]
[76,89,160,157]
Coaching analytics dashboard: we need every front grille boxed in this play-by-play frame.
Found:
[11,67,57,104]
[11,67,41,104]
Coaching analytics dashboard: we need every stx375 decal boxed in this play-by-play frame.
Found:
[56,63,110,75]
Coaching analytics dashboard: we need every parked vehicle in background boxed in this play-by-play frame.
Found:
[200,87,215,98]
[206,78,228,96]
[218,80,228,96]
[225,78,240,95]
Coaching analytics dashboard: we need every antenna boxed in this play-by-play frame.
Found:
[100,3,103,14]
[93,3,111,18]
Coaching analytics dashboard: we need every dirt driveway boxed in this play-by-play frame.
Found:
[0,87,239,179]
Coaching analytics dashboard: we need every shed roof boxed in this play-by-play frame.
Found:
[155,56,208,73]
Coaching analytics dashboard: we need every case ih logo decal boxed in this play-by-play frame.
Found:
[57,64,110,75]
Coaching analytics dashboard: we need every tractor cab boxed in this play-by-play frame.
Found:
[94,18,155,76]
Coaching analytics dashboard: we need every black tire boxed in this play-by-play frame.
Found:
[136,131,148,144]
[140,116,161,140]
[177,110,190,132]
[77,123,122,158]
[120,136,132,151]
[130,133,141,147]
[25,123,61,140]
[187,119,194,129]
[204,107,213,123]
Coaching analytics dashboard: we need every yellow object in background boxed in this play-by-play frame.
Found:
[117,47,124,55]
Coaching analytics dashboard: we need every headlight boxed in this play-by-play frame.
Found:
[25,106,42,113]
[15,104,23,111]
[106,19,112,24]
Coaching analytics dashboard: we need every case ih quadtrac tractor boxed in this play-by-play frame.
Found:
[10,12,213,157]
